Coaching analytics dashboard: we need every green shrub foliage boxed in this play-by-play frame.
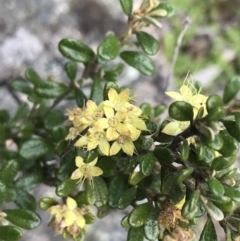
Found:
[1,1,240,240]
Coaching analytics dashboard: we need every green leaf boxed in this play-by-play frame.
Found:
[176,167,194,184]
[154,105,165,117]
[75,88,87,108]
[180,139,189,161]
[83,212,95,224]
[59,38,95,63]
[129,203,153,227]
[203,107,225,121]
[218,130,239,157]
[154,147,175,163]
[136,31,159,55]
[4,209,41,230]
[20,123,35,140]
[182,190,200,220]
[120,51,155,76]
[169,101,193,121]
[0,181,6,205]
[224,185,240,202]
[65,61,78,81]
[98,35,121,61]
[15,171,43,191]
[35,81,68,98]
[127,227,144,241]
[223,76,240,104]
[0,109,10,124]
[27,92,42,103]
[5,188,17,202]
[139,152,155,176]
[97,156,117,177]
[222,120,240,142]
[208,177,224,196]
[12,102,29,122]
[97,204,110,218]
[118,187,137,209]
[200,197,224,221]
[19,138,50,160]
[144,215,159,240]
[39,197,58,210]
[56,151,76,181]
[90,78,103,104]
[120,0,133,15]
[206,94,223,112]
[25,68,42,85]
[85,177,108,207]
[108,173,130,208]
[199,218,217,241]
[43,109,64,130]
[0,159,19,185]
[211,155,236,171]
[140,103,152,118]
[14,189,37,211]
[0,226,22,241]
[56,179,79,197]
[121,215,131,228]
[201,134,223,151]
[11,79,32,94]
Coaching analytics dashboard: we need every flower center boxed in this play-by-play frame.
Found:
[108,117,118,127]
[117,135,126,145]
[94,132,104,141]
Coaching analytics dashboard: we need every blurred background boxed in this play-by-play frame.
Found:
[0,0,240,240]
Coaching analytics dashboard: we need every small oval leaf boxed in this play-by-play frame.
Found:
[59,38,95,63]
[4,209,41,230]
[136,31,159,55]
[120,51,155,76]
[0,226,22,241]
[169,101,193,121]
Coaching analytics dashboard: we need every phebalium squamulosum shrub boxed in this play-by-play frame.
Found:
[1,0,240,240]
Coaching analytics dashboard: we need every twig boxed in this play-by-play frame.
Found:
[169,17,192,79]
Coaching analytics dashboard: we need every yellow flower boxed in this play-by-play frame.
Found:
[65,127,80,141]
[110,132,137,156]
[71,156,103,186]
[103,88,132,112]
[165,79,207,118]
[161,121,190,136]
[82,100,104,124]
[47,197,86,238]
[75,125,110,156]
[0,211,9,226]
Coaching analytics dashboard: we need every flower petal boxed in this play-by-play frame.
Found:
[161,122,182,136]
[63,210,75,226]
[75,136,88,147]
[67,197,77,210]
[99,140,110,156]
[110,141,121,156]
[75,214,85,228]
[122,140,135,156]
[71,169,83,180]
[106,127,119,141]
[75,156,84,167]
[165,91,183,101]
[91,166,103,177]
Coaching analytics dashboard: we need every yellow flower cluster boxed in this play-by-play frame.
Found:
[162,78,208,136]
[47,197,86,239]
[66,88,147,156]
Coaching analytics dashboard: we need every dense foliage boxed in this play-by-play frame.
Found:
[1,1,240,241]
